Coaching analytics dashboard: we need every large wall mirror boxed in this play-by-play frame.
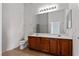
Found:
[35,9,72,35]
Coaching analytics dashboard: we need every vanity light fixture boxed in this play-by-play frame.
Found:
[39,6,56,12]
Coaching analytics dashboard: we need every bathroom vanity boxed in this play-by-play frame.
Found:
[28,33,73,56]
[28,6,73,56]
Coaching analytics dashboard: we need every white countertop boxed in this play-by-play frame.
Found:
[29,33,73,39]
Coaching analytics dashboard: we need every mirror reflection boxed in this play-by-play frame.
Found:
[35,9,72,35]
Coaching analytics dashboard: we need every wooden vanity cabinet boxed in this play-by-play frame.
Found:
[50,39,72,56]
[59,39,72,56]
[40,37,49,52]
[49,38,58,55]
[28,36,72,56]
[28,36,40,50]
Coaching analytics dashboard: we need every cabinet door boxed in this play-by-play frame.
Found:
[60,40,72,56]
[40,38,49,52]
[50,39,58,55]
[28,36,40,50]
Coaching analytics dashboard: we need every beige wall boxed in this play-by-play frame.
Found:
[69,3,79,56]
[2,3,24,52]
[0,3,2,56]
[24,3,37,40]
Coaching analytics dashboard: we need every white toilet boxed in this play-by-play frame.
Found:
[19,40,26,50]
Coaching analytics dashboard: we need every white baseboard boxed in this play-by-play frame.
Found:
[2,44,19,53]
[0,51,2,56]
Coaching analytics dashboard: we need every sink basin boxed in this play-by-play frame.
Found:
[58,35,61,37]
